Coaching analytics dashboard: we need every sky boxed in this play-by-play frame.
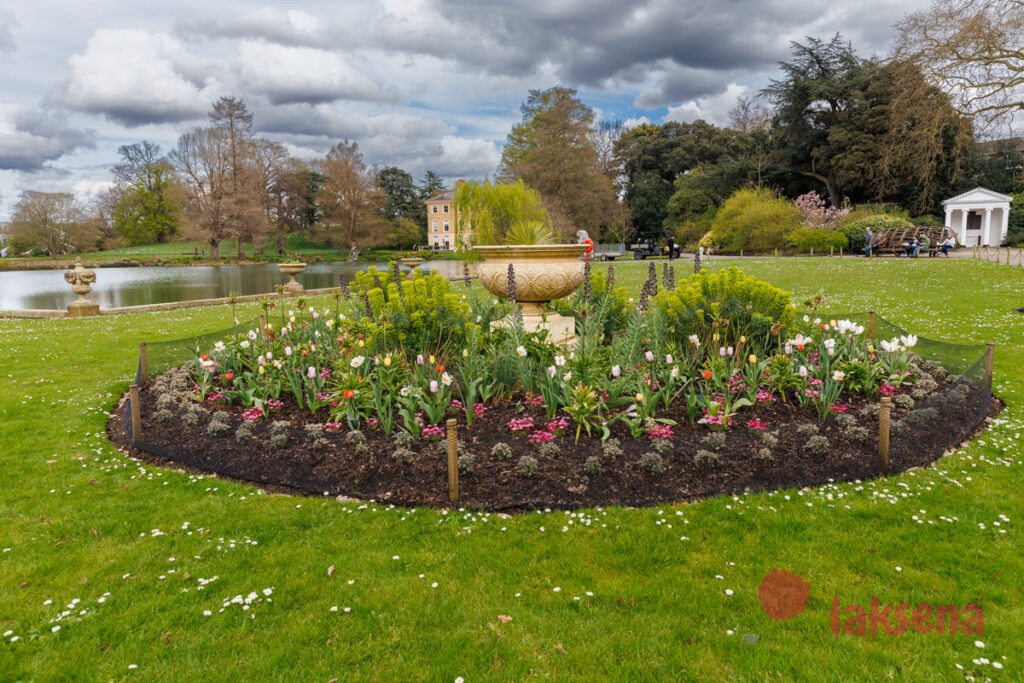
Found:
[0,0,933,221]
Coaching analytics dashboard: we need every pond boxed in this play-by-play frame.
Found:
[0,260,467,310]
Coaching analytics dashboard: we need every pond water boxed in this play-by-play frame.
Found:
[0,260,467,310]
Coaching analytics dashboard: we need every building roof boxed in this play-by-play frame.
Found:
[426,190,455,202]
[942,187,1013,207]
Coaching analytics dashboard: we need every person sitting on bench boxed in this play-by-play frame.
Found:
[938,235,956,256]
[916,234,930,257]
[903,236,919,257]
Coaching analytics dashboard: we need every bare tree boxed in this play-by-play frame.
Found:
[317,140,386,248]
[9,191,97,255]
[896,0,1024,131]
[728,95,773,133]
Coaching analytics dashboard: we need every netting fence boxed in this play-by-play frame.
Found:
[120,311,995,489]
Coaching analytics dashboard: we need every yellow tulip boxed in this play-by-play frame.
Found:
[748,354,757,364]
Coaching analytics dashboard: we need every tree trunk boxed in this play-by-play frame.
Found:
[800,170,842,207]
[209,238,219,260]
[237,238,245,260]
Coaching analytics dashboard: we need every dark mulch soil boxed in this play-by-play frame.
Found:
[108,376,998,511]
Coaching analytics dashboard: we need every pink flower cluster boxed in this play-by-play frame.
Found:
[508,417,535,432]
[746,418,767,431]
[529,430,555,444]
[242,408,263,422]
[704,412,724,427]
[324,422,344,432]
[547,416,570,434]
[647,423,673,440]
[450,398,464,411]
[421,425,445,441]
[879,383,897,397]
[756,389,775,403]
[523,392,545,409]
[473,403,487,418]
[267,399,284,410]
[206,392,225,403]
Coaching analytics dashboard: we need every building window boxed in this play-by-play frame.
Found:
[432,205,438,213]
[432,220,438,233]
[443,204,449,213]
[443,220,449,232]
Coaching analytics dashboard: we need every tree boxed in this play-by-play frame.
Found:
[896,0,1024,131]
[9,191,97,255]
[500,87,624,240]
[377,166,425,228]
[453,179,552,245]
[763,35,866,207]
[170,99,267,259]
[208,97,267,258]
[316,140,387,248]
[112,141,180,245]
[419,170,446,201]
[616,121,759,238]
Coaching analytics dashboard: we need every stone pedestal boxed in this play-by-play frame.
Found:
[474,245,587,346]
[279,263,306,295]
[64,260,100,317]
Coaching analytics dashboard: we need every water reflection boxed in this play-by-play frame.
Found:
[0,261,466,310]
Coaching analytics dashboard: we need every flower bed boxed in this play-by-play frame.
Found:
[115,264,993,509]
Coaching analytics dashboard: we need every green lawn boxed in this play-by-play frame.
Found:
[1,257,1021,681]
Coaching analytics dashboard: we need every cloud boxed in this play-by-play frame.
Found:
[0,9,15,53]
[0,104,95,171]
[62,29,222,126]
[665,83,751,127]
[176,7,335,48]
[235,41,398,105]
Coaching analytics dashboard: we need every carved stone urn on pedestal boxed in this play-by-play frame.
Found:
[278,262,306,295]
[473,244,587,345]
[64,259,100,317]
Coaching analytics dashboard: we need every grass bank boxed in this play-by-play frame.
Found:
[1,257,1021,680]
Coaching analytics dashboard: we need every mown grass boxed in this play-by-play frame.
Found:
[1,257,1022,681]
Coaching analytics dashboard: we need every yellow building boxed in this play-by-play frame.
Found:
[424,182,471,250]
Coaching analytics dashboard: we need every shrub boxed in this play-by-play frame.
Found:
[639,452,664,475]
[784,227,848,253]
[760,431,779,448]
[537,442,561,458]
[702,432,727,451]
[706,188,800,253]
[457,445,476,473]
[392,431,415,448]
[154,409,174,423]
[583,456,603,475]
[651,438,674,454]
[757,447,773,460]
[491,442,513,460]
[694,449,719,468]
[907,407,939,427]
[796,423,819,437]
[392,447,415,466]
[349,267,473,355]
[517,455,539,477]
[654,267,795,356]
[602,439,624,459]
[893,394,915,410]
[803,435,830,456]
[235,422,255,443]
[206,411,231,436]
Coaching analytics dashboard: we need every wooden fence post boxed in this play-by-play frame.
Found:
[868,311,876,340]
[446,418,459,502]
[130,384,142,444]
[139,342,148,382]
[878,396,891,470]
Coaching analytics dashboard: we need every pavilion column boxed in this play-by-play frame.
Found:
[983,208,994,246]
[1000,207,1010,244]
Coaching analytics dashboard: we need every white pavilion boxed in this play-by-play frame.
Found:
[942,187,1013,247]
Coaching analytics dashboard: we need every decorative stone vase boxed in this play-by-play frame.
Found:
[278,262,306,295]
[64,259,100,317]
[398,256,425,280]
[474,244,588,345]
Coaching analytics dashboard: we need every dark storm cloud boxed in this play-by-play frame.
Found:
[0,107,95,171]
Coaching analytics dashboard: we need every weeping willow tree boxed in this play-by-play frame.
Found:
[453,179,554,246]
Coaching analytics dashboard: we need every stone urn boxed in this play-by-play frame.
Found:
[64,259,100,317]
[398,256,425,280]
[474,244,588,344]
[278,262,306,295]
